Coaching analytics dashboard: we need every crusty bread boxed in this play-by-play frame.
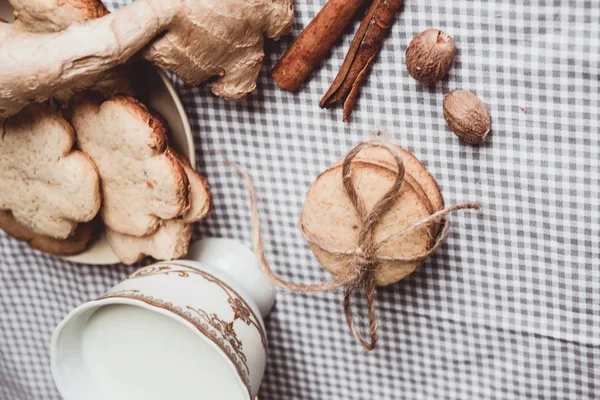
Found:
[0,103,101,239]
[0,210,97,256]
[106,152,211,264]
[68,93,191,237]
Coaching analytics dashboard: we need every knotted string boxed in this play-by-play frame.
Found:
[225,141,481,350]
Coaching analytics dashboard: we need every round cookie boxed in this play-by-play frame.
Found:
[0,211,97,256]
[106,150,212,264]
[301,160,435,286]
[0,103,101,239]
[68,93,190,237]
[336,145,444,211]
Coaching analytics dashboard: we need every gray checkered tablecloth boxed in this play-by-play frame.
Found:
[1,0,599,399]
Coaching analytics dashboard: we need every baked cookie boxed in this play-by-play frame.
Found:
[106,152,211,264]
[333,145,444,211]
[68,93,191,237]
[0,210,97,256]
[334,144,445,236]
[0,103,101,239]
[300,160,434,286]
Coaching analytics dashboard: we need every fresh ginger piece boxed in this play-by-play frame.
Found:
[144,0,293,100]
[0,0,176,119]
[9,0,134,101]
[0,0,293,119]
[9,0,109,32]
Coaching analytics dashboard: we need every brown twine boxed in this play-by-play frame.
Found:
[225,141,482,351]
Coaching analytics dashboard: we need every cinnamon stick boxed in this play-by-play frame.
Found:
[320,0,403,122]
[272,0,369,92]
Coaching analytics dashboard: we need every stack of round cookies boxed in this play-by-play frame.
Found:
[300,144,444,286]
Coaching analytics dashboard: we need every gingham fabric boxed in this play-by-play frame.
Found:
[1,1,599,399]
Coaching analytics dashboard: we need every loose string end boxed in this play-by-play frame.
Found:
[224,154,354,294]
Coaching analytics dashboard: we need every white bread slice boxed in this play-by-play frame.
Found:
[106,152,211,265]
[68,93,190,237]
[0,103,101,239]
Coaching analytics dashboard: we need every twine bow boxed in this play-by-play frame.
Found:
[227,141,481,351]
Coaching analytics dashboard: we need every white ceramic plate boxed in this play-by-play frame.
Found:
[0,1,195,264]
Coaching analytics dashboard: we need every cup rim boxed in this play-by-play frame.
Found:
[51,295,253,400]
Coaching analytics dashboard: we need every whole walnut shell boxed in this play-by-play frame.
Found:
[443,90,491,144]
[406,29,456,85]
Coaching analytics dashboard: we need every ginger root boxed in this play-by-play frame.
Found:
[8,0,134,101]
[9,0,109,32]
[0,0,174,119]
[0,0,293,119]
[144,0,293,100]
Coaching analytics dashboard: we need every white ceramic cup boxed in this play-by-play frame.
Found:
[51,238,275,400]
